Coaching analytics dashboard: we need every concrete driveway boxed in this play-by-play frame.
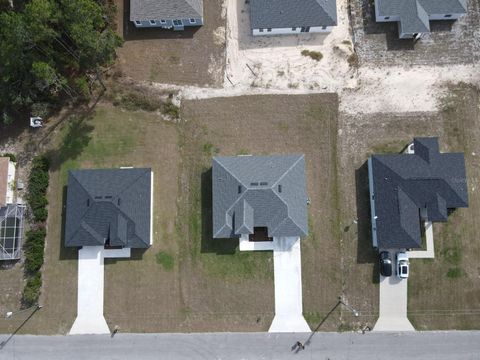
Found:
[268,237,310,333]
[374,274,414,331]
[69,246,130,335]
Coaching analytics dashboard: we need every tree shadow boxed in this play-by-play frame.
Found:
[122,0,199,41]
[44,113,94,173]
[200,168,237,255]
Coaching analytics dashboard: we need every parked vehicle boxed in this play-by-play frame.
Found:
[396,252,409,278]
[379,251,392,277]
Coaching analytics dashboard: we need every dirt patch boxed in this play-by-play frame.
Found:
[114,0,226,87]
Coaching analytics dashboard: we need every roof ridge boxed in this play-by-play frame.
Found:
[271,155,304,188]
[184,0,203,16]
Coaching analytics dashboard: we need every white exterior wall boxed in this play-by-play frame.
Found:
[252,26,333,36]
[6,160,15,205]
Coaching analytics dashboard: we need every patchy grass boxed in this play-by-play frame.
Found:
[301,50,323,61]
[156,251,174,271]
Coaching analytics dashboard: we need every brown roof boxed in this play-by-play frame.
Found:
[0,157,9,207]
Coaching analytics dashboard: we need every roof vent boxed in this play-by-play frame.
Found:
[117,198,121,206]
[250,182,258,186]
[238,185,242,194]
[278,184,282,193]
[105,196,113,199]
[94,196,102,199]
[260,182,268,186]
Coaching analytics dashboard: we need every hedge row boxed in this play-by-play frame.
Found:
[26,156,50,222]
[22,155,50,307]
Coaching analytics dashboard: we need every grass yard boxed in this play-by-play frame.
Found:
[113,0,226,87]
[337,84,480,330]
[178,94,342,331]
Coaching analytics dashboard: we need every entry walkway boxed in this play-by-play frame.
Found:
[69,246,131,335]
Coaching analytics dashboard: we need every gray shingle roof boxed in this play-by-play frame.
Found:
[130,0,203,21]
[369,138,468,250]
[213,154,308,239]
[250,0,337,29]
[377,0,467,34]
[65,168,152,248]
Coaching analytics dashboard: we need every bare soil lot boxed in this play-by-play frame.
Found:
[349,0,480,66]
[114,0,226,87]
[337,84,480,330]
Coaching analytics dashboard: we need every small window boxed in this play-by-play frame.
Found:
[259,28,264,32]
[267,28,272,32]
[444,14,452,18]
[173,19,183,26]
[135,20,142,26]
[160,19,166,24]
[292,27,296,31]
[384,16,390,20]
[189,18,196,24]
[149,20,156,25]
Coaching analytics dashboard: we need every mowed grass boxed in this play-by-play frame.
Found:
[408,84,480,330]
[179,94,342,331]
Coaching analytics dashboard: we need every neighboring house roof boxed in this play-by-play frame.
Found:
[213,154,308,239]
[377,0,467,34]
[65,168,152,248]
[369,138,468,250]
[0,157,9,207]
[250,0,337,29]
[130,0,203,21]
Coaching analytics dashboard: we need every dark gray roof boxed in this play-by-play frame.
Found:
[65,168,152,248]
[213,154,308,239]
[370,138,468,250]
[250,0,337,29]
[377,0,467,34]
[130,0,203,21]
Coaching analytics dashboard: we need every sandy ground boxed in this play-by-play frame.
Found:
[143,0,480,115]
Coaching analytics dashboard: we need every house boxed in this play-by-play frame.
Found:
[130,0,203,30]
[65,168,153,248]
[250,0,337,36]
[375,0,467,39]
[212,154,308,241]
[0,156,24,261]
[368,137,468,251]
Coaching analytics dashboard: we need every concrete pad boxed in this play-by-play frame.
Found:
[374,275,414,332]
[70,247,131,335]
[268,237,310,333]
[239,237,274,251]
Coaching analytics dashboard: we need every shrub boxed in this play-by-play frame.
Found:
[73,76,91,101]
[301,50,323,61]
[162,101,179,119]
[27,156,50,223]
[1,152,17,162]
[22,272,42,307]
[31,102,50,119]
[347,53,359,67]
[156,251,174,271]
[24,228,46,274]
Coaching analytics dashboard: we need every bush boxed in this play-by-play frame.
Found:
[27,156,50,223]
[73,77,91,101]
[22,272,42,307]
[301,50,323,61]
[24,228,46,274]
[162,101,179,119]
[113,91,160,112]
[31,102,50,119]
[1,152,17,162]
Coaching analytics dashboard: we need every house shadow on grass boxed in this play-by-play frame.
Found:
[355,161,379,284]
[200,168,237,255]
[122,0,199,41]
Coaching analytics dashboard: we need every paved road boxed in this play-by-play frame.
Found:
[1,331,480,360]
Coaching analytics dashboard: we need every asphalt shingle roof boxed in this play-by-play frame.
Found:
[369,138,468,250]
[65,168,152,248]
[213,154,308,239]
[377,0,467,34]
[130,0,203,21]
[250,0,337,29]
